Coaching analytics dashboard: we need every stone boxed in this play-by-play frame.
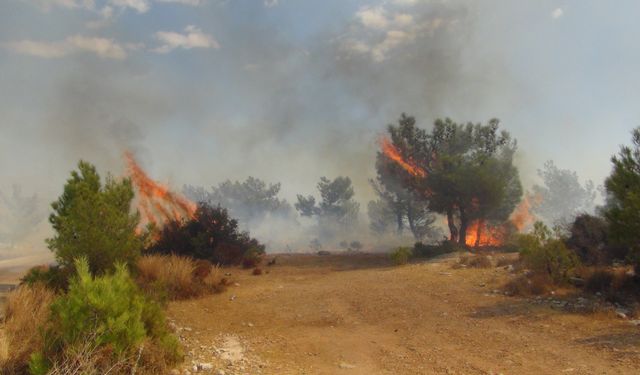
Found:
[629,320,640,326]
[198,363,214,371]
[339,362,356,369]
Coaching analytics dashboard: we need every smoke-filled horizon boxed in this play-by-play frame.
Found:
[1,1,638,253]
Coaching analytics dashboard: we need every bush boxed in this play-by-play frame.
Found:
[457,254,493,268]
[504,274,553,296]
[0,283,56,374]
[20,264,71,291]
[136,255,224,300]
[390,247,413,265]
[47,161,142,276]
[566,214,626,265]
[584,269,615,293]
[29,258,181,374]
[147,203,265,266]
[413,241,462,258]
[517,222,581,283]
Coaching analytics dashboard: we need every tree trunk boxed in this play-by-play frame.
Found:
[474,218,485,247]
[407,204,417,240]
[458,207,468,246]
[446,208,458,243]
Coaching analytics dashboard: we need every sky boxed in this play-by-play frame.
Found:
[1,0,639,220]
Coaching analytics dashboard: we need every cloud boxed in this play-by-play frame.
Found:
[153,25,219,53]
[264,0,278,8]
[156,0,203,5]
[551,8,564,19]
[356,6,390,30]
[108,0,150,13]
[5,35,127,59]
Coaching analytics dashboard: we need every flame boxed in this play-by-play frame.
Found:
[464,194,540,247]
[379,137,426,177]
[124,151,196,229]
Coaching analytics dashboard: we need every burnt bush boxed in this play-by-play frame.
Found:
[566,214,628,264]
[413,240,462,258]
[146,203,265,266]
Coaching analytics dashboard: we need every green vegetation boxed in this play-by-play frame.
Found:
[47,161,142,275]
[390,246,413,265]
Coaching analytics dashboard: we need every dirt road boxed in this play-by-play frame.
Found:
[167,253,640,375]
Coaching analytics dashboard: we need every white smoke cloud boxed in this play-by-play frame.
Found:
[5,35,127,59]
[153,25,219,53]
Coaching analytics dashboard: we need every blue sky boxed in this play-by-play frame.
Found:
[1,0,639,207]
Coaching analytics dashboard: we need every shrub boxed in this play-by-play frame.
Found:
[252,267,263,276]
[47,161,142,276]
[566,214,625,265]
[350,241,363,251]
[29,258,181,374]
[413,241,461,258]
[390,247,413,265]
[504,274,553,296]
[136,255,224,300]
[20,264,71,291]
[457,254,493,268]
[147,203,265,266]
[584,269,615,293]
[518,222,581,283]
[0,283,56,374]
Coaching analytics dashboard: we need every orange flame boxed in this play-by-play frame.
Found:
[124,151,196,229]
[464,194,540,247]
[379,137,426,177]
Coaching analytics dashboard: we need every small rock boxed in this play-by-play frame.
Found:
[198,363,214,371]
[234,282,240,287]
[248,322,254,327]
[170,369,180,375]
[192,365,199,372]
[216,370,226,375]
[339,362,356,369]
[629,320,640,326]
[616,310,628,319]
[229,294,236,301]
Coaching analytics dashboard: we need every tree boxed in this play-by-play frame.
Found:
[367,199,395,235]
[532,160,596,226]
[369,114,435,241]
[603,127,640,272]
[295,176,360,235]
[47,161,142,275]
[381,115,522,245]
[183,177,293,229]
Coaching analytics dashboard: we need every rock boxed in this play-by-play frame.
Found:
[198,363,214,371]
[229,294,236,301]
[192,365,199,372]
[506,264,515,273]
[248,322,254,327]
[170,369,180,375]
[216,370,226,375]
[629,320,640,326]
[616,310,628,319]
[339,362,356,369]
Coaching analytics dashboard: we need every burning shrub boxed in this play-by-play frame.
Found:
[147,203,265,266]
[0,283,56,374]
[390,247,413,265]
[517,222,581,283]
[29,258,181,374]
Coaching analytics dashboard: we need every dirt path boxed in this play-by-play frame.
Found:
[167,254,640,375]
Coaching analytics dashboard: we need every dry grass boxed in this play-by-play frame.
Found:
[137,255,224,300]
[454,254,493,269]
[0,283,56,374]
[504,274,553,296]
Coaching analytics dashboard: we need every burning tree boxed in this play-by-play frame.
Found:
[379,114,524,247]
[370,115,440,240]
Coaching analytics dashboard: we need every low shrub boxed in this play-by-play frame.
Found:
[584,269,615,293]
[504,274,553,296]
[457,254,493,269]
[20,264,71,291]
[136,255,224,300]
[517,222,581,283]
[0,283,56,374]
[252,267,263,276]
[390,247,413,265]
[413,241,463,259]
[29,258,181,374]
[147,203,265,266]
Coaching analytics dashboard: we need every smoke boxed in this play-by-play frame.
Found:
[0,0,546,257]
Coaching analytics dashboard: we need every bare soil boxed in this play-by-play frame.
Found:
[167,253,640,375]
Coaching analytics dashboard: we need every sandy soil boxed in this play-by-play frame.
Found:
[167,253,640,375]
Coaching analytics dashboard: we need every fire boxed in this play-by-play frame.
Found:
[464,195,539,247]
[124,151,196,229]
[379,137,426,177]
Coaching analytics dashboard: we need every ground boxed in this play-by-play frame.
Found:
[167,253,640,375]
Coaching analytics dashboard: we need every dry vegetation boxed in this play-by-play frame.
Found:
[136,254,225,300]
[0,283,56,374]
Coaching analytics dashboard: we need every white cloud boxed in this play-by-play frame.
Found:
[391,0,419,5]
[25,0,95,11]
[264,0,278,8]
[356,6,389,30]
[5,35,127,59]
[109,0,149,13]
[153,25,219,53]
[156,0,203,5]
[551,8,564,19]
